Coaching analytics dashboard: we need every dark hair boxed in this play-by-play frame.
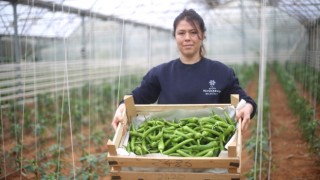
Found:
[173,9,206,57]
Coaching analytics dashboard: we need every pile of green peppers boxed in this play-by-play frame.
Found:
[126,111,236,157]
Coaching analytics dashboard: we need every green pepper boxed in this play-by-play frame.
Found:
[223,125,235,141]
[164,126,176,130]
[199,116,217,125]
[158,136,164,153]
[202,124,214,129]
[213,125,226,134]
[142,125,162,138]
[134,146,144,155]
[203,128,222,137]
[219,136,225,150]
[195,148,212,157]
[194,127,201,132]
[126,143,131,152]
[172,136,184,143]
[212,114,227,122]
[168,153,180,156]
[174,130,193,139]
[150,141,158,148]
[203,149,215,157]
[142,139,148,153]
[224,111,235,125]
[149,130,163,141]
[185,122,198,128]
[130,136,136,152]
[187,141,219,151]
[178,119,187,125]
[179,117,198,123]
[129,131,143,138]
[163,139,194,155]
[146,120,156,126]
[214,121,230,129]
[163,133,174,139]
[155,120,165,126]
[176,149,192,157]
[182,126,202,139]
[203,136,219,142]
[164,138,172,148]
[163,120,180,127]
[201,130,210,137]
[137,122,148,132]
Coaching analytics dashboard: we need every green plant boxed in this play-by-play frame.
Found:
[90,130,105,146]
[23,159,40,178]
[77,153,108,179]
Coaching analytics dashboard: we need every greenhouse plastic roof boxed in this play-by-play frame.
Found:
[0,0,319,38]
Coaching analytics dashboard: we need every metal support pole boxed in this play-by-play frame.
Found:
[12,1,21,64]
[81,15,87,60]
[12,1,22,100]
[240,0,246,63]
[273,9,277,62]
[255,1,267,179]
[81,15,88,84]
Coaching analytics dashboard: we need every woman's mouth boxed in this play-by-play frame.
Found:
[183,45,193,48]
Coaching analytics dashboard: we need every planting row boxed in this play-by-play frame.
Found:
[274,62,320,156]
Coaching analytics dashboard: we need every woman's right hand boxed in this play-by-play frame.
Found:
[111,103,126,131]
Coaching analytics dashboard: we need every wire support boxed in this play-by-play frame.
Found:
[116,19,126,106]
[62,8,76,177]
[254,0,268,179]
[0,106,7,179]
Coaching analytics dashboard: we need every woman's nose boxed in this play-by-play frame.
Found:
[184,32,191,40]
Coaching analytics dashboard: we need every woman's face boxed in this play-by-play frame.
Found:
[175,19,203,61]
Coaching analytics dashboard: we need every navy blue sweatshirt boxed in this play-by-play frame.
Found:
[130,58,256,118]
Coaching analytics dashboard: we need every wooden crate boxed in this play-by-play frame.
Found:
[107,94,242,180]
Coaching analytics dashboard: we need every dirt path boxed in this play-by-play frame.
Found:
[269,70,320,180]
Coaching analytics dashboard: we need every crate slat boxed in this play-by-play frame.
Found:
[107,155,239,169]
[109,171,240,180]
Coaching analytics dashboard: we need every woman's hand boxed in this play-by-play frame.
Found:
[236,103,253,131]
[111,103,126,131]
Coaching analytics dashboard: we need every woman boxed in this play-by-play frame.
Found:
[112,9,256,131]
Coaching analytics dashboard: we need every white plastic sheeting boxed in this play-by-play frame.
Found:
[0,0,319,38]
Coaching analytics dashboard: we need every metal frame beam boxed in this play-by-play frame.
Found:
[1,0,170,32]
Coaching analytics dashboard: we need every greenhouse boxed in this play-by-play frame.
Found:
[0,0,319,179]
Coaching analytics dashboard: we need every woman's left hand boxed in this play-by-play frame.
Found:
[235,103,253,131]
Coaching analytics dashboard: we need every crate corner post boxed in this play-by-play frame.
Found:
[123,95,137,123]
[231,94,239,106]
[107,139,117,156]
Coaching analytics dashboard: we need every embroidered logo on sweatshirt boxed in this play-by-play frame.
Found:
[203,80,221,95]
[209,80,216,86]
